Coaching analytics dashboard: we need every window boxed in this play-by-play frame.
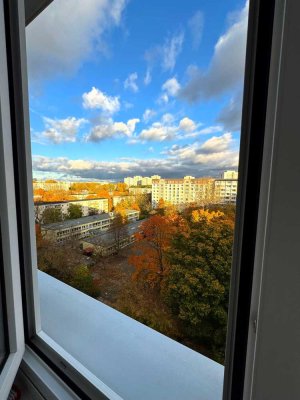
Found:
[2,0,297,399]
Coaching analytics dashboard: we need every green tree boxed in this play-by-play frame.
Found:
[66,204,83,220]
[163,210,234,363]
[42,207,63,224]
[70,265,100,298]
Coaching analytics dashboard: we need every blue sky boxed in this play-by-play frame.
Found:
[26,0,248,181]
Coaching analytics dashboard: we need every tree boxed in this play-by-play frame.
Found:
[42,207,63,224]
[129,214,188,284]
[163,209,234,362]
[110,213,128,253]
[66,204,83,220]
[88,207,98,216]
[70,266,100,298]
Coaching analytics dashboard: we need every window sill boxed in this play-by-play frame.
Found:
[36,271,223,399]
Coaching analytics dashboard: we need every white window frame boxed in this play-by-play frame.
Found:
[0,1,25,398]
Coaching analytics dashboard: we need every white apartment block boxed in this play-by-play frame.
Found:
[220,170,239,179]
[213,179,238,204]
[35,198,109,221]
[124,175,161,187]
[152,176,215,208]
[41,210,140,243]
[152,171,239,207]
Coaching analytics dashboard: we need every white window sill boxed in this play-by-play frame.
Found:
[36,271,224,399]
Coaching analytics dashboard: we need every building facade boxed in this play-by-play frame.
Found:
[35,198,109,221]
[41,210,140,243]
[152,176,215,208]
[124,175,161,187]
[152,171,239,207]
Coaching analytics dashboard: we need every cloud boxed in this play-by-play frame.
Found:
[179,117,196,132]
[124,72,139,93]
[180,1,248,102]
[144,68,152,85]
[217,91,243,131]
[162,77,181,97]
[32,133,238,180]
[82,87,120,114]
[188,11,204,49]
[86,118,139,142]
[143,109,156,122]
[144,30,185,78]
[26,0,127,81]
[161,31,185,71]
[36,117,87,144]
[138,115,197,142]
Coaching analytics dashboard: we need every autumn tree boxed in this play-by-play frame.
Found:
[110,213,128,253]
[66,203,83,220]
[70,265,100,298]
[129,214,188,285]
[163,209,234,363]
[42,207,63,224]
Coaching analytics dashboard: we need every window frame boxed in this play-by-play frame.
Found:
[0,0,25,397]
[1,0,285,399]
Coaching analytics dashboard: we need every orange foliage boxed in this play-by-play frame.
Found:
[129,214,188,284]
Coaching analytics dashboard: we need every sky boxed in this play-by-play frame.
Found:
[26,0,248,181]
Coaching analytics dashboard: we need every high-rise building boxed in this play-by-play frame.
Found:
[124,175,161,187]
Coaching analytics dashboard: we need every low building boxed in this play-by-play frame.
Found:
[35,198,109,221]
[41,210,140,243]
[81,220,144,256]
[129,187,152,195]
[112,194,136,207]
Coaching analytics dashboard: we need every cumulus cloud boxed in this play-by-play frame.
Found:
[86,118,139,142]
[180,1,248,102]
[82,87,120,114]
[32,132,238,180]
[26,0,127,81]
[37,117,87,144]
[188,11,204,49]
[143,109,156,122]
[162,77,181,97]
[217,91,243,131]
[124,72,139,92]
[139,115,197,142]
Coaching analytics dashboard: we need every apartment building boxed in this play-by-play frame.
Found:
[213,179,238,204]
[152,171,239,207]
[124,175,161,187]
[129,187,152,195]
[41,210,140,243]
[35,198,109,221]
[152,176,215,208]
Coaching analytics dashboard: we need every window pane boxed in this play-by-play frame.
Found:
[26,0,248,395]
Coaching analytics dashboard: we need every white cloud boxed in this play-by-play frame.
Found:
[143,109,156,122]
[38,117,87,144]
[144,31,185,77]
[82,87,120,114]
[198,125,223,135]
[32,132,238,180]
[157,93,169,105]
[162,31,185,71]
[138,115,197,142]
[188,11,204,49]
[86,118,139,142]
[181,1,248,102]
[179,117,196,132]
[26,0,127,81]
[162,77,181,97]
[124,72,139,93]
[144,68,152,85]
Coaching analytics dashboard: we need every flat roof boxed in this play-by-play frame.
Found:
[42,210,140,231]
[83,220,144,247]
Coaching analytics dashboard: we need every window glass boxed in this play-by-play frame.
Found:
[26,0,248,371]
